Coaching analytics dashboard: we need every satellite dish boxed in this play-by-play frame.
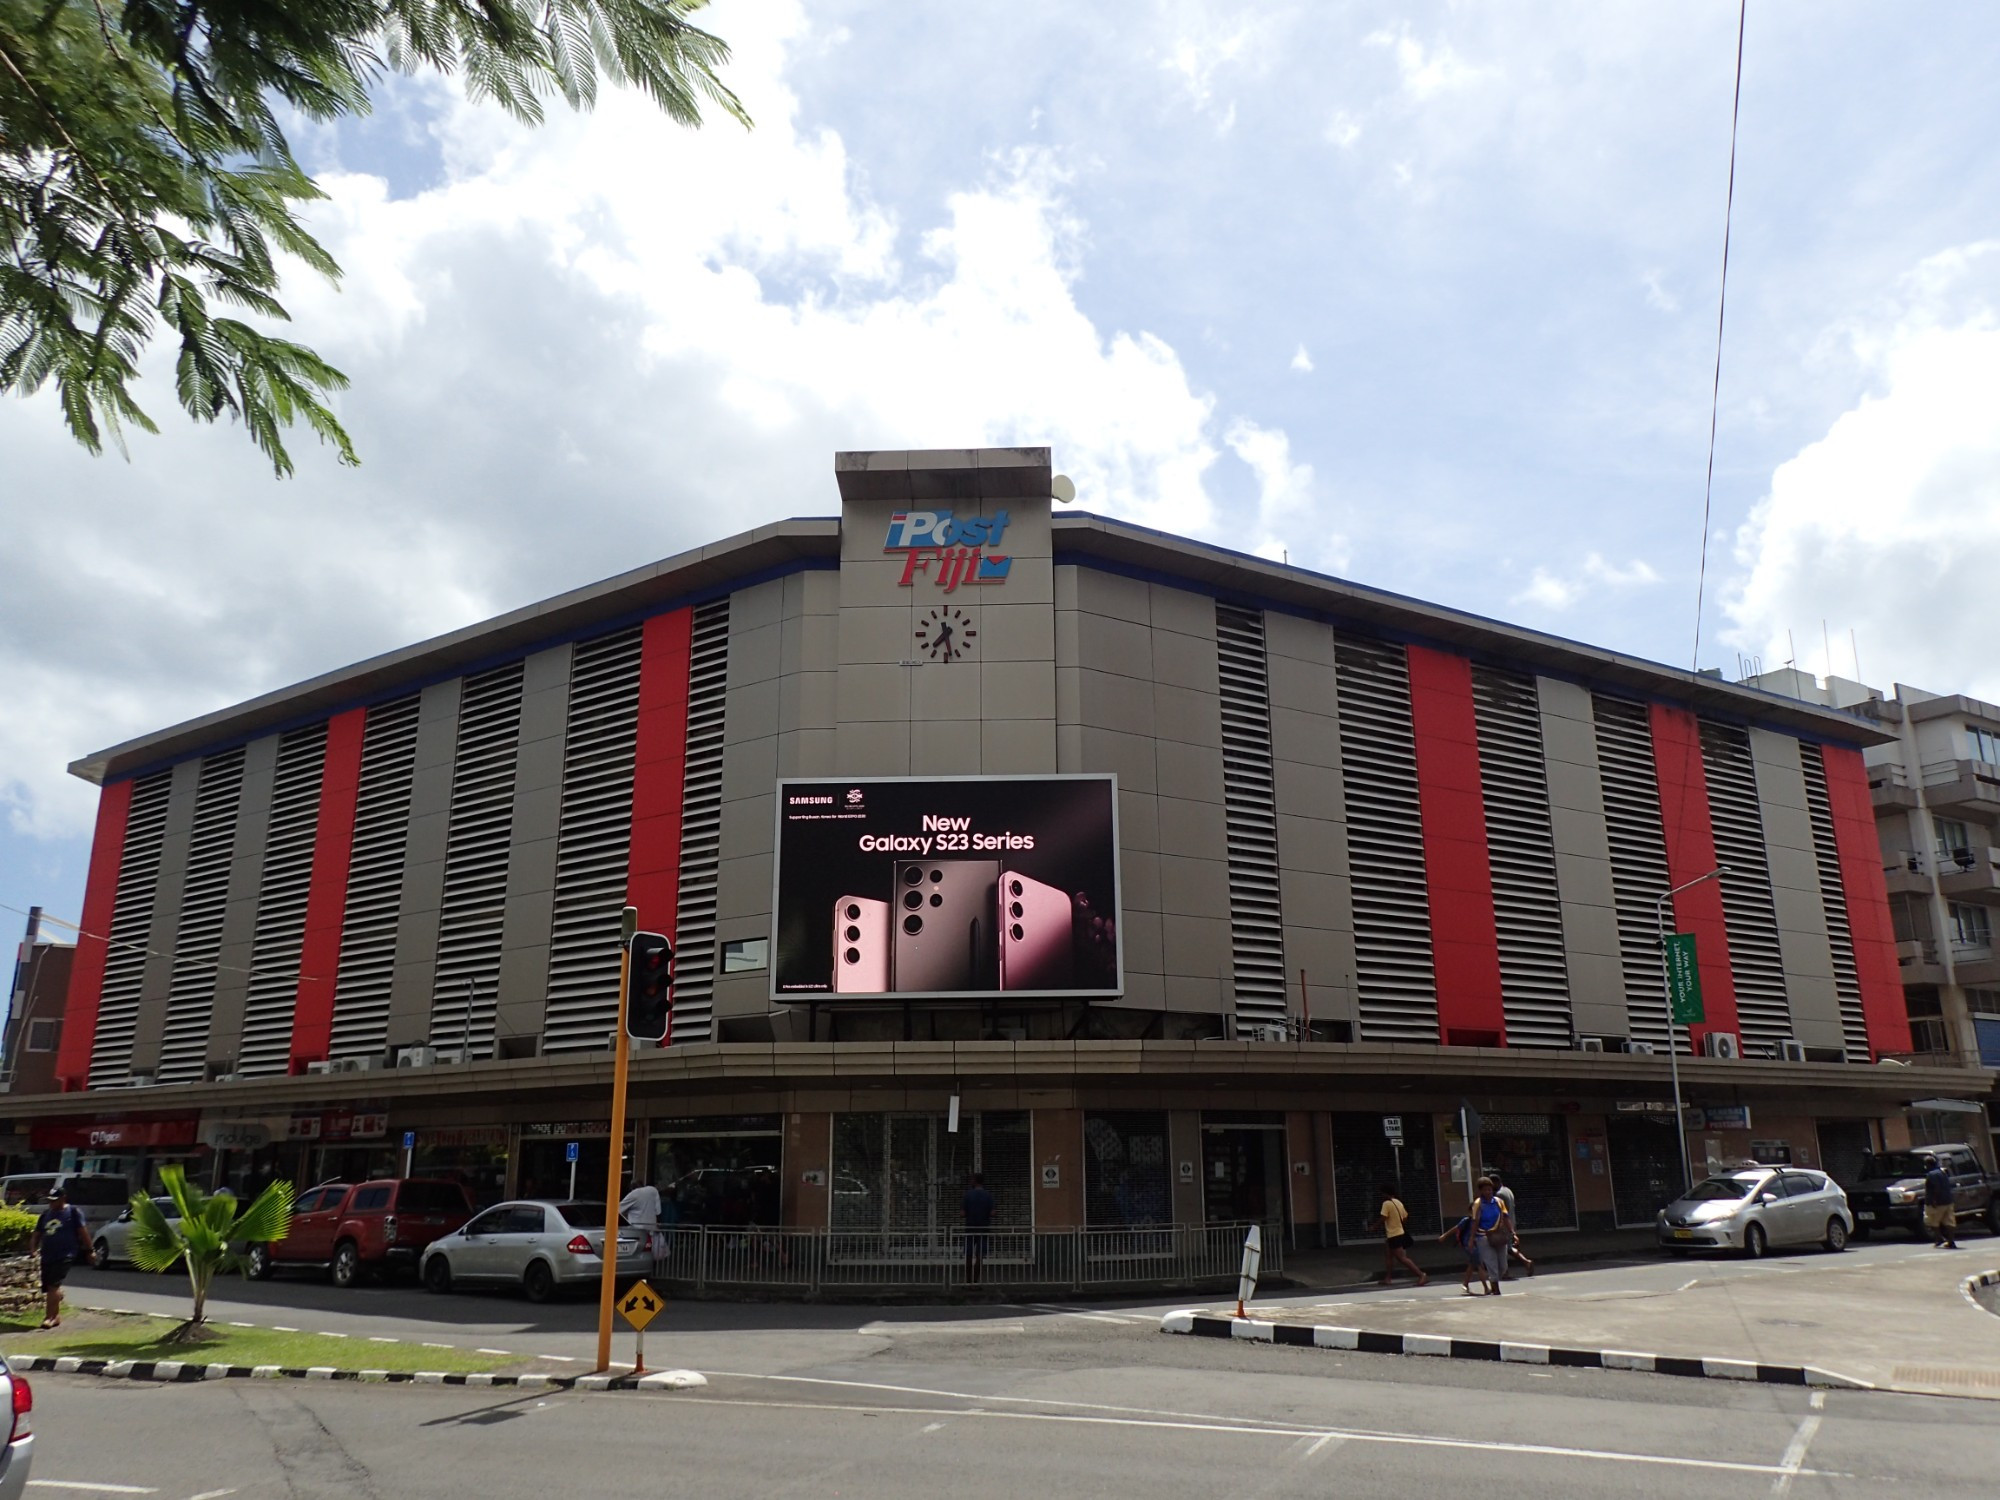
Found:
[1051,474,1076,504]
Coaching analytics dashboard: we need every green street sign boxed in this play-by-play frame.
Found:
[1665,932,1704,1025]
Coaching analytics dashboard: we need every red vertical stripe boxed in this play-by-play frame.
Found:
[630,609,693,1045]
[1648,704,1739,1047]
[1406,646,1507,1045]
[55,780,133,1091]
[289,707,368,1071]
[1819,743,1911,1058]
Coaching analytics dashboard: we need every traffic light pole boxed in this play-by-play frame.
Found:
[594,906,638,1373]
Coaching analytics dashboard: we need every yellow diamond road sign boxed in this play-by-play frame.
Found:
[617,1280,663,1332]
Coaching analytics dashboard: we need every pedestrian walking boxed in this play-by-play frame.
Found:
[619,1173,666,1275]
[1489,1169,1534,1278]
[1436,1212,1481,1295]
[1469,1177,1511,1295]
[1922,1155,1960,1249]
[962,1173,995,1284]
[1369,1182,1428,1287]
[28,1185,93,1329]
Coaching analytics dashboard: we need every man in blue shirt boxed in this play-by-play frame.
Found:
[28,1185,92,1329]
[962,1174,995,1285]
[1922,1157,1959,1249]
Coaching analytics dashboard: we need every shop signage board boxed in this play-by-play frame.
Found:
[1704,1105,1752,1130]
[1381,1115,1402,1138]
[1666,933,1704,1025]
[523,1121,611,1138]
[30,1117,199,1150]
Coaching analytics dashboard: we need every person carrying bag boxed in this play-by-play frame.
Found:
[1468,1176,1510,1296]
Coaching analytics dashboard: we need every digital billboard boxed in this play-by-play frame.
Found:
[771,775,1121,1001]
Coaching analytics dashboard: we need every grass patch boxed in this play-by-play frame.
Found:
[0,1310,524,1374]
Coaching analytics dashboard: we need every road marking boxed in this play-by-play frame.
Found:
[184,1489,238,1500]
[860,1321,1024,1335]
[270,1326,298,1333]
[1304,1432,1342,1458]
[669,1393,1837,1476]
[27,1483,159,1494]
[1020,1304,1135,1324]
[476,1348,512,1355]
[1769,1414,1822,1497]
[921,1422,946,1433]
[368,1336,398,1344]
[1809,1391,1826,1410]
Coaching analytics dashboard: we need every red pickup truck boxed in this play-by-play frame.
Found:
[246,1179,473,1287]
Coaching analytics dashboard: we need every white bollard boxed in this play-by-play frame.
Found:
[1235,1223,1263,1318]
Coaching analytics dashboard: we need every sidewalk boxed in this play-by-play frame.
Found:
[1206,1248,2000,1399]
[1276,1226,1658,1291]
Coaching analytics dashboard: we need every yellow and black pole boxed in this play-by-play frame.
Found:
[594,905,638,1372]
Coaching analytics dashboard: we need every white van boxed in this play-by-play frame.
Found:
[0,1172,134,1235]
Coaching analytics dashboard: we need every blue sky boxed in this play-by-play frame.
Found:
[4,0,1999,945]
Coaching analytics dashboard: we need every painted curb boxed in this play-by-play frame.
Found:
[9,1355,707,1393]
[1961,1268,2000,1315]
[1159,1311,1872,1390]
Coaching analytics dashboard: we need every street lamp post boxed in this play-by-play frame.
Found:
[1655,866,1730,1193]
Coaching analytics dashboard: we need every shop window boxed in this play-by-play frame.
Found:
[721,938,769,973]
[1478,1112,1576,1231]
[25,1019,57,1052]
[653,1118,783,1228]
[1083,1113,1171,1229]
[830,1111,1030,1241]
[1967,988,2000,1016]
[1606,1114,1680,1227]
[1329,1113,1439,1244]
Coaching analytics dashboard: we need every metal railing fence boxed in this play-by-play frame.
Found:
[650,1220,1277,1296]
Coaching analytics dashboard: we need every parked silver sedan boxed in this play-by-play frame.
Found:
[92,1196,176,1268]
[419,1201,649,1303]
[1657,1166,1853,1257]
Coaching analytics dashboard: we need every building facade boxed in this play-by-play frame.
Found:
[11,448,1986,1250]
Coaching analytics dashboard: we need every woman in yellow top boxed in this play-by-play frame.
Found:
[1370,1181,1428,1287]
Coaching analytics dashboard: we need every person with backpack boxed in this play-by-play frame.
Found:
[28,1184,94,1329]
[1369,1182,1428,1288]
[1469,1177,1511,1295]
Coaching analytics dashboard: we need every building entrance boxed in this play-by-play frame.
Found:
[1606,1114,1681,1227]
[1200,1114,1285,1227]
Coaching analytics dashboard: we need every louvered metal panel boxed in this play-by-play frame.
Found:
[429,663,526,1060]
[88,770,174,1087]
[329,696,420,1058]
[1799,744,1868,1057]
[543,628,643,1053]
[236,727,328,1075]
[1698,722,1793,1053]
[669,599,730,1045]
[1333,634,1437,1041]
[1591,696,1682,1052]
[1215,604,1288,1028]
[1470,667,1571,1047]
[156,748,246,1082]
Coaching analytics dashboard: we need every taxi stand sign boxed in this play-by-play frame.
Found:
[618,1279,663,1374]
[1665,932,1705,1026]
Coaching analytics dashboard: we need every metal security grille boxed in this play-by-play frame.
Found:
[1215,604,1288,1029]
[1606,1114,1681,1226]
[1698,721,1792,1054]
[669,599,730,1045]
[236,726,327,1075]
[89,769,174,1087]
[1592,695,1679,1052]
[543,627,643,1053]
[829,1111,1032,1239]
[1333,634,1437,1041]
[156,748,246,1082]
[429,662,526,1060]
[1082,1112,1172,1229]
[1799,744,1867,1058]
[329,696,420,1059]
[1329,1111,1440,1243]
[1470,666,1571,1047]
[1479,1111,1576,1230]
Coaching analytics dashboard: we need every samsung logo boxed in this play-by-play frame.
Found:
[789,794,835,806]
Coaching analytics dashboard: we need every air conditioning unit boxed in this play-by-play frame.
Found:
[431,1047,469,1065]
[127,1070,156,1087]
[1247,1024,1291,1043]
[395,1047,438,1069]
[1779,1039,1808,1062]
[305,1060,336,1075]
[1620,1040,1655,1055]
[215,1072,243,1084]
[1576,1036,1606,1053]
[1703,1031,1742,1060]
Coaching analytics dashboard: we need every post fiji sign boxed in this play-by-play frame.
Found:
[884,509,1012,592]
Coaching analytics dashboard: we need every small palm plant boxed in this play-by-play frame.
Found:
[128,1166,293,1343]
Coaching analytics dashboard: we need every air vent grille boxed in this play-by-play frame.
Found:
[1699,721,1792,1053]
[1471,667,1571,1047]
[157,748,246,1083]
[88,769,174,1087]
[429,662,525,1060]
[1334,634,1437,1041]
[1799,744,1869,1057]
[1215,603,1288,1028]
[237,726,328,1075]
[668,599,730,1044]
[329,696,420,1058]
[543,627,643,1053]
[1592,696,1682,1053]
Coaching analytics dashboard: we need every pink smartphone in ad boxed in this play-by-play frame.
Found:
[832,895,889,993]
[998,870,1075,991]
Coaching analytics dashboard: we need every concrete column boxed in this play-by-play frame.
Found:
[207,735,279,1068]
[494,645,571,1049]
[1536,677,1628,1038]
[386,678,462,1047]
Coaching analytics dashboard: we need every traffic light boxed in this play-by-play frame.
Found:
[627,931,673,1042]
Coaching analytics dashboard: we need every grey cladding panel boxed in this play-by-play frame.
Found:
[126,759,202,1077]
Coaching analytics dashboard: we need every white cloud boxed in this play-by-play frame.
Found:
[1641,270,1679,313]
[0,0,1300,840]
[1726,243,2000,698]
[1324,111,1362,149]
[1513,553,1661,611]
[1289,343,1314,373]
[1227,418,1342,571]
[1365,26,1491,101]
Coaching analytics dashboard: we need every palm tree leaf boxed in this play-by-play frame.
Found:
[126,1192,185,1274]
[229,1179,295,1248]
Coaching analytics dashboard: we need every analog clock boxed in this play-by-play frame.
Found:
[915,606,977,663]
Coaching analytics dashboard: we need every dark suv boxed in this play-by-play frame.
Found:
[1844,1144,2000,1239]
[247,1179,473,1286]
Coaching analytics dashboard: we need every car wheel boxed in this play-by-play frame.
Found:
[1742,1222,1768,1260]
[94,1237,111,1267]
[246,1244,273,1280]
[522,1260,556,1304]
[424,1255,453,1294]
[331,1240,362,1288]
[1823,1217,1848,1253]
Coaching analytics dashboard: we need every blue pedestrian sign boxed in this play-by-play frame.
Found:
[402,1130,416,1150]
[565,1142,579,1163]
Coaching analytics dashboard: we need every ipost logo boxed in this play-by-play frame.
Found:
[883,509,1012,592]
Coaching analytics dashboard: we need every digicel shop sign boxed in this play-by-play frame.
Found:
[884,509,1012,592]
